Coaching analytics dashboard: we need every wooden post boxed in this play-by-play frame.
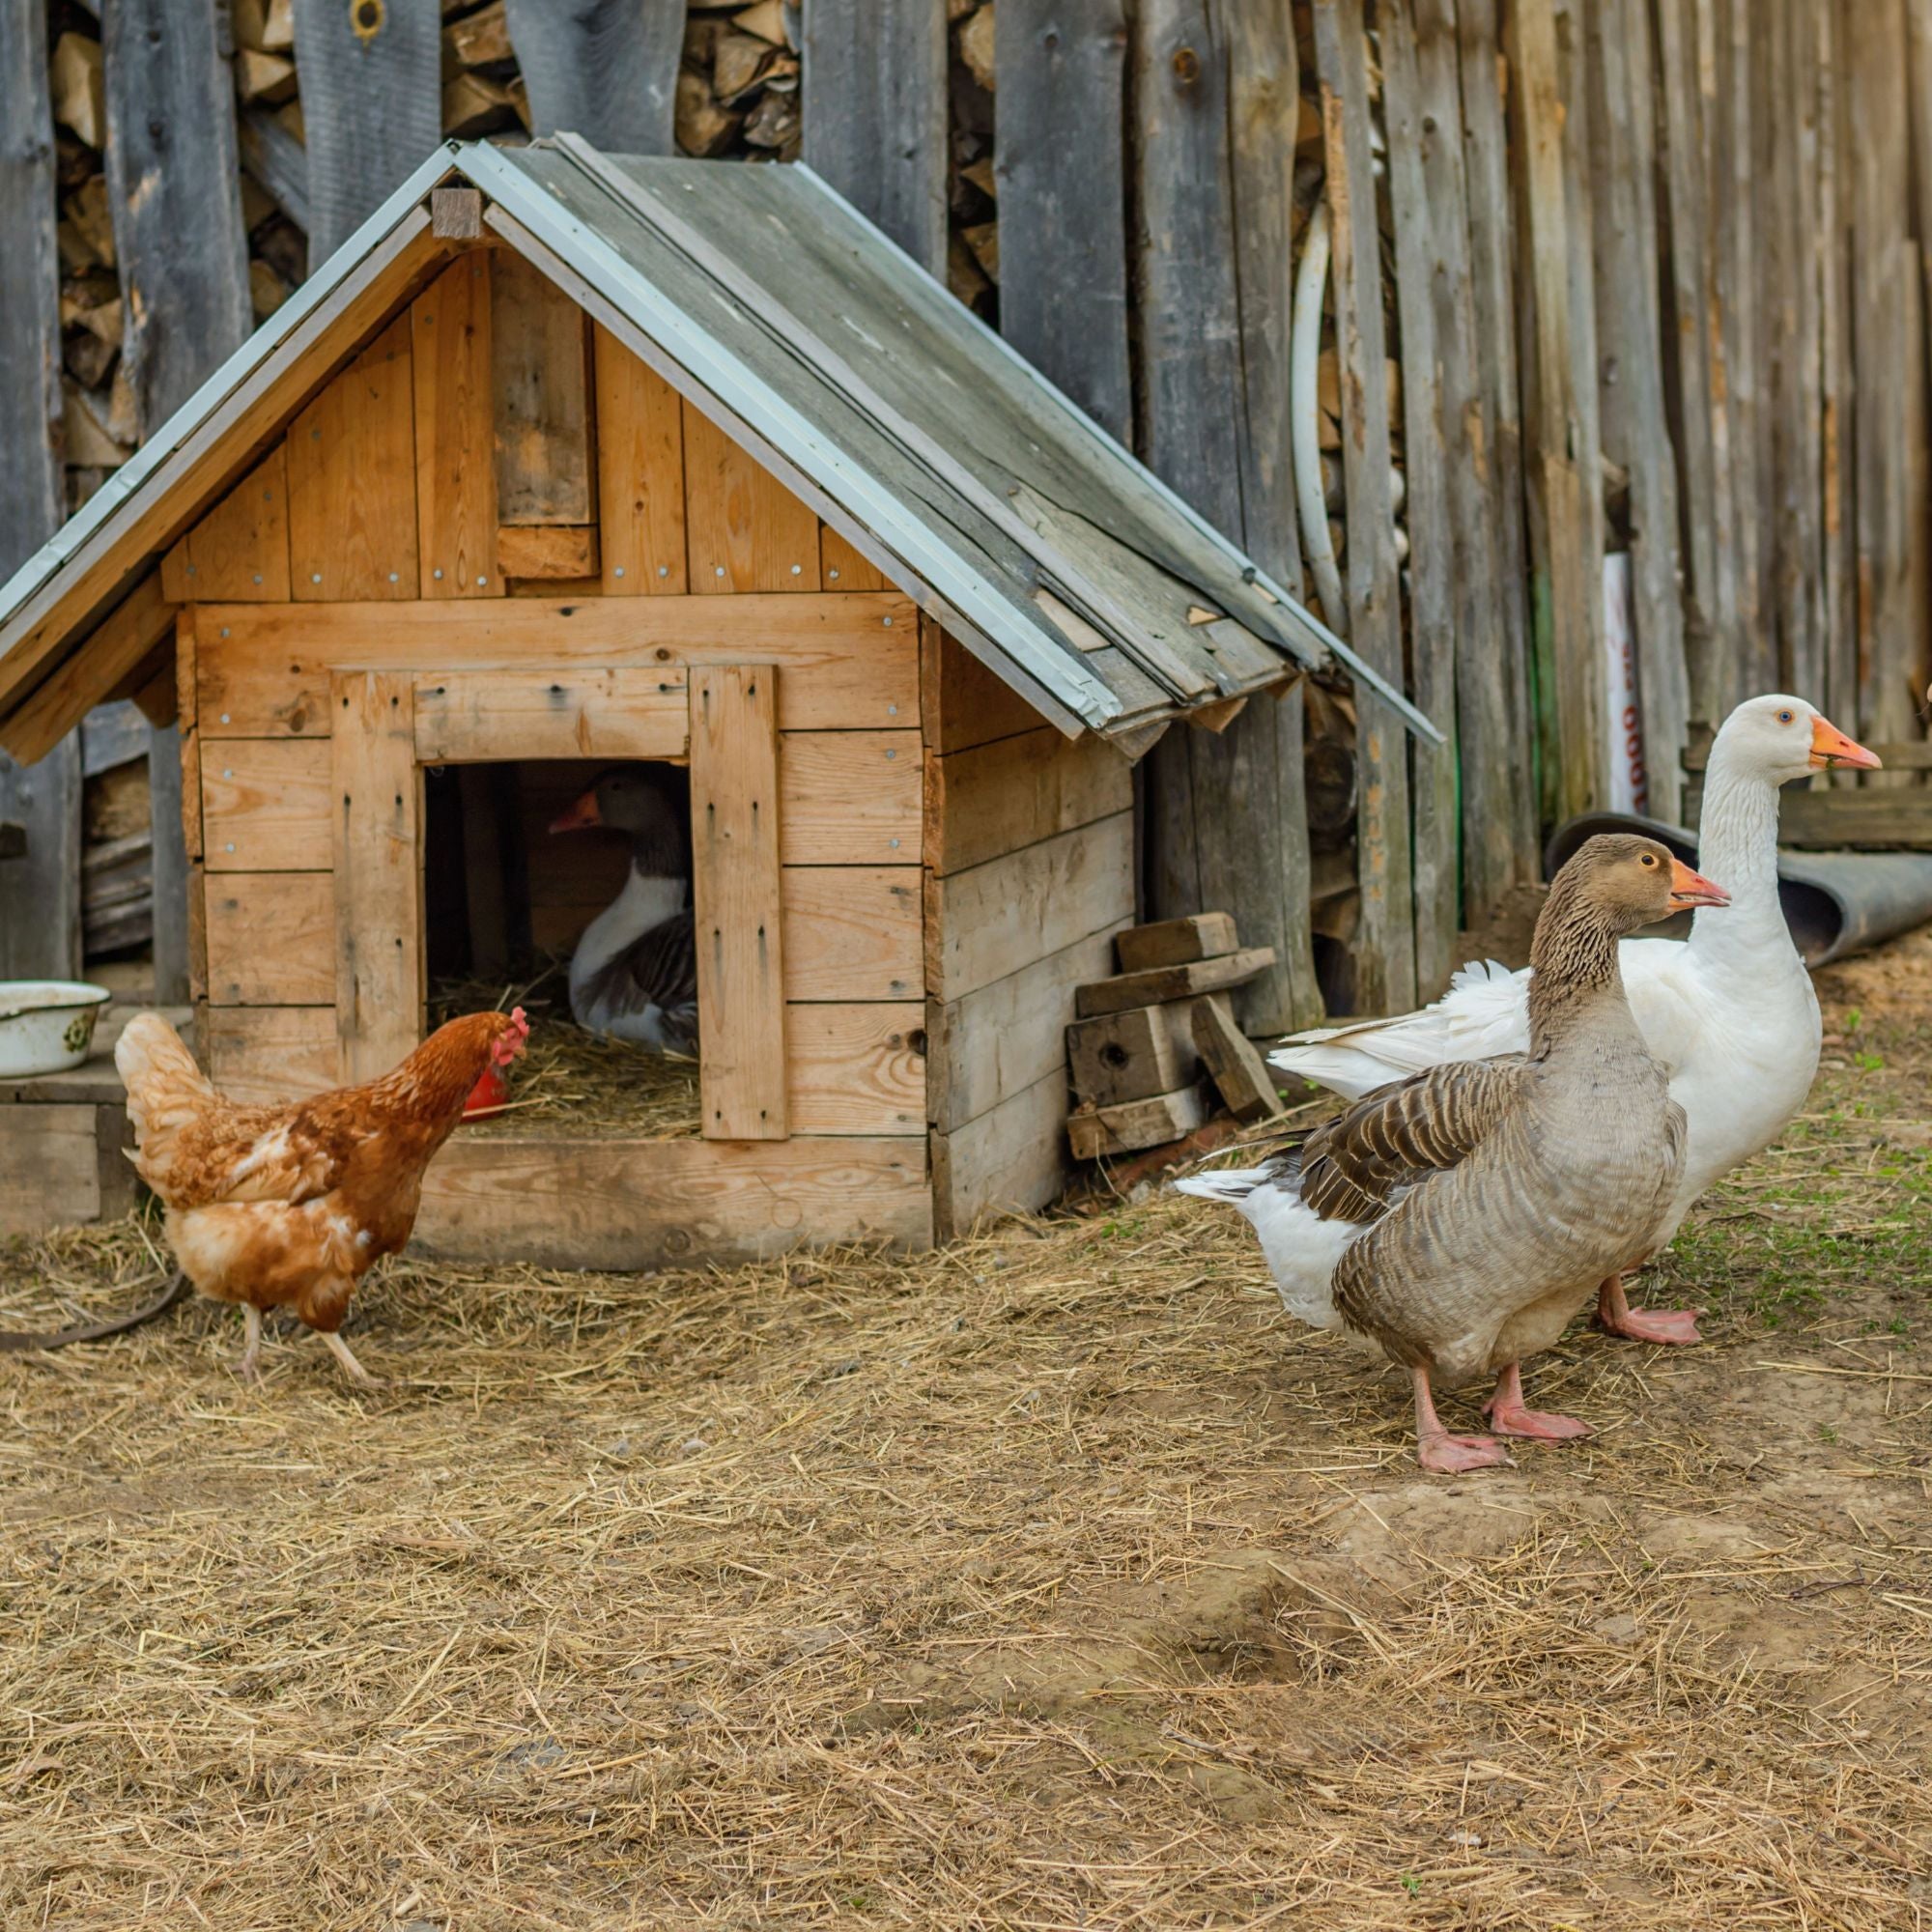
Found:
[1313,0,1416,1015]
[0,0,79,980]
[288,0,440,262]
[995,0,1132,444]
[1132,0,1323,1034]
[803,0,950,276]
[504,0,683,155]
[690,668,788,1141]
[331,672,422,1084]
[1454,0,1538,876]
[102,0,254,1002]
[1379,3,1458,998]
[1586,0,1690,822]
[1508,0,1607,826]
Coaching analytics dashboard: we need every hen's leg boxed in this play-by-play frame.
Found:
[1594,1271,1702,1346]
[1483,1360,1592,1440]
[1412,1368,1512,1473]
[322,1329,382,1388]
[237,1305,263,1382]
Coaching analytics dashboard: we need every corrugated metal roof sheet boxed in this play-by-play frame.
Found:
[0,139,1438,745]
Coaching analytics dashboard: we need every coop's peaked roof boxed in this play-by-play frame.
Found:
[0,138,1437,756]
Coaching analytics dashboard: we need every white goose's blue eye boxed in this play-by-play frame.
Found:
[1777,710,1794,724]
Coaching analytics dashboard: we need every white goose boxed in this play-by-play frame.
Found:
[1271,695,1879,1343]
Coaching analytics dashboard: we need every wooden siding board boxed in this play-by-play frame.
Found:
[924,726,1132,878]
[412,668,690,764]
[926,810,1135,1005]
[781,730,923,866]
[194,596,919,736]
[781,867,923,1003]
[691,666,789,1139]
[288,0,440,260]
[201,736,330,873]
[413,255,501,600]
[930,1066,1070,1241]
[493,250,595,527]
[994,0,1133,444]
[594,324,688,595]
[287,314,420,602]
[416,1135,932,1267]
[183,444,294,602]
[1314,0,1416,1014]
[205,1004,338,1100]
[787,1003,926,1136]
[205,871,334,1005]
[682,401,822,594]
[330,671,422,1083]
[801,0,949,276]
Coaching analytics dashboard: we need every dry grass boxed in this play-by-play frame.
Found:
[3,942,1930,1927]
[430,974,701,1140]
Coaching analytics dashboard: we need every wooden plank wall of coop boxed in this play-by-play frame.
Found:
[922,629,1135,1237]
[175,260,929,1202]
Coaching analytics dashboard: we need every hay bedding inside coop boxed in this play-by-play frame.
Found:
[430,975,702,1139]
[2,934,1931,1927]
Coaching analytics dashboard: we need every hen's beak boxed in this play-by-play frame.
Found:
[1809,714,1881,771]
[549,790,602,833]
[1667,857,1730,911]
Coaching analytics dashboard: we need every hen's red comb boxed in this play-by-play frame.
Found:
[509,1005,529,1037]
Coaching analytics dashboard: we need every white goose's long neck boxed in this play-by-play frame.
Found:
[1688,747,1794,970]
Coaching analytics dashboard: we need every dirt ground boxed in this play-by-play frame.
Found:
[3,935,1930,1929]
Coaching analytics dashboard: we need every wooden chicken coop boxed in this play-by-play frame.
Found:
[0,140,1407,1268]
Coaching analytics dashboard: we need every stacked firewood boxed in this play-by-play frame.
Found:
[677,1,802,159]
[1065,915,1285,1160]
[947,0,996,320]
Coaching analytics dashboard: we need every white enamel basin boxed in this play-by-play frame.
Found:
[0,981,113,1078]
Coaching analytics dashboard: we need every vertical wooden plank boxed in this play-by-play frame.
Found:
[149,723,189,1002]
[1847,0,1922,762]
[413,255,500,600]
[995,0,1133,444]
[682,402,821,593]
[1313,0,1415,1014]
[690,667,788,1142]
[1380,2,1457,997]
[803,0,950,276]
[101,0,252,435]
[289,0,440,262]
[1586,0,1690,821]
[505,0,683,155]
[1654,0,1726,727]
[1815,0,1859,740]
[288,314,420,600]
[1453,0,1539,886]
[819,526,888,592]
[0,0,79,981]
[182,445,293,601]
[593,325,688,595]
[331,672,422,1084]
[1508,0,1606,822]
[1133,0,1321,1032]
[493,249,595,527]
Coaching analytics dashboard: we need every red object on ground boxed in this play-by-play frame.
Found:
[463,1061,510,1120]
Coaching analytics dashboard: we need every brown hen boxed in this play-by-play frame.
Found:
[115,1009,529,1385]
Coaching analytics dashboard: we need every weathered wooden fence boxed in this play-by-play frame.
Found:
[6,0,1931,1022]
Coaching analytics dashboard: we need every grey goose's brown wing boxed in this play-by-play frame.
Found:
[572,907,699,1046]
[1296,1056,1529,1224]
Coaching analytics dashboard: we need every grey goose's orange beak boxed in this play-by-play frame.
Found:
[1809,713,1881,771]
[1667,857,1730,911]
[549,789,602,833]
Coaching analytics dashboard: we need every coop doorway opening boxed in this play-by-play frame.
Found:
[423,757,702,1138]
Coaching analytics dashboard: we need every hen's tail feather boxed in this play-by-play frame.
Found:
[115,1012,217,1182]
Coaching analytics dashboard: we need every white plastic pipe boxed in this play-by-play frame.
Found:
[1292,200,1348,638]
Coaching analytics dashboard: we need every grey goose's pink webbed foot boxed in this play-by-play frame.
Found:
[1412,1368,1513,1474]
[1594,1271,1703,1346]
[1483,1361,1593,1441]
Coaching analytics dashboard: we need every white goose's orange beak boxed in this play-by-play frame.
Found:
[1667,858,1730,911]
[1809,714,1881,771]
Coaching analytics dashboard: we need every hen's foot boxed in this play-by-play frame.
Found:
[1412,1365,1513,1473]
[236,1305,263,1383]
[1594,1273,1702,1346]
[322,1330,383,1388]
